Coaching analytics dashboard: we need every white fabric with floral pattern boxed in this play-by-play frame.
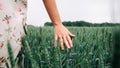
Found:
[0,0,27,67]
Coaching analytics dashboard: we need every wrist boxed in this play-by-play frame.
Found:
[53,21,63,27]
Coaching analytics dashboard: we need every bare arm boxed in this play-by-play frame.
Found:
[43,0,61,25]
[43,0,75,50]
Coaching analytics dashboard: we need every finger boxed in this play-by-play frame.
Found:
[54,34,58,46]
[63,36,70,49]
[69,32,75,39]
[69,32,75,37]
[60,36,64,50]
[67,35,73,47]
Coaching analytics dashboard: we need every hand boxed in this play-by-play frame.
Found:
[54,24,75,50]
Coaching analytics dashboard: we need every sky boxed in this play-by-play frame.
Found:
[27,0,120,26]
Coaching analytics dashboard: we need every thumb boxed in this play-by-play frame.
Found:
[69,32,75,37]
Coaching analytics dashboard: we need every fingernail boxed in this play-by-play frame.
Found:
[71,45,73,47]
[68,46,70,49]
[62,48,64,50]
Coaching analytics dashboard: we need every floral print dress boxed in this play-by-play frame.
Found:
[0,0,27,67]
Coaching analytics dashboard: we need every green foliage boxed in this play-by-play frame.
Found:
[112,27,120,68]
[7,25,119,68]
[44,21,120,27]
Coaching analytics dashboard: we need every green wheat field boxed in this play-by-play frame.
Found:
[7,25,120,68]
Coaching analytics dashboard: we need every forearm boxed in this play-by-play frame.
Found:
[43,0,62,26]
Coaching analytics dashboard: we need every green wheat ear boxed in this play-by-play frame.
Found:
[6,40,15,68]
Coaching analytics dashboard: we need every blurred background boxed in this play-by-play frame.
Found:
[27,0,120,26]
